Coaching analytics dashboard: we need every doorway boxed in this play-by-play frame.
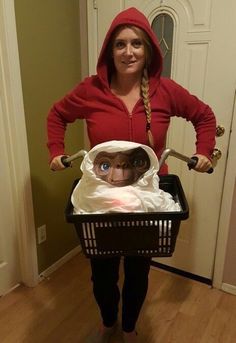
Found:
[86,0,236,281]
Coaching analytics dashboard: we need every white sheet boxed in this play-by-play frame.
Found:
[71,141,181,214]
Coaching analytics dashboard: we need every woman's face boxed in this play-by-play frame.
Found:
[112,27,146,77]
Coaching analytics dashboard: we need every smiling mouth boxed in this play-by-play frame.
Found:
[122,61,136,65]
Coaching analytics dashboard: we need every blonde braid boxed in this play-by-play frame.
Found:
[141,68,154,148]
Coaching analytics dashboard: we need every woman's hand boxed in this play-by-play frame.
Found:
[50,155,68,171]
[193,154,212,173]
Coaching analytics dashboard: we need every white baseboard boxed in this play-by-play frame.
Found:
[2,283,20,297]
[222,283,236,296]
[38,245,82,282]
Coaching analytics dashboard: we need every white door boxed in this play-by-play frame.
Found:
[0,100,21,295]
[87,0,236,279]
[0,2,20,295]
[0,0,38,294]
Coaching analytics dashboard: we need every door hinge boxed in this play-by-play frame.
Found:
[93,0,98,9]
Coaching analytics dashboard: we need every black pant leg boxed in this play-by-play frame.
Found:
[90,256,121,327]
[122,256,151,332]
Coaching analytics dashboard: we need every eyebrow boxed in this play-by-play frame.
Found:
[114,38,142,42]
[94,150,134,160]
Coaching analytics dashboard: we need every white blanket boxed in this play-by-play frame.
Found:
[71,141,181,214]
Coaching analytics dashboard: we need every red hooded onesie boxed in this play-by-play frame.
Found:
[47,7,216,174]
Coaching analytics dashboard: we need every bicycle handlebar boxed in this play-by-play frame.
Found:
[60,148,214,174]
[159,148,213,174]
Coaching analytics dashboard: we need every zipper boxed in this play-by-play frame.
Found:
[119,101,134,141]
[127,100,143,141]
[111,92,142,141]
[127,110,134,141]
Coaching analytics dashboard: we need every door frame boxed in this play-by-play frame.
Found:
[85,1,235,289]
[213,92,236,288]
[0,0,38,288]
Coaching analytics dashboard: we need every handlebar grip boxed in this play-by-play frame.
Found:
[61,155,71,168]
[206,167,214,174]
[187,156,198,170]
[188,156,213,174]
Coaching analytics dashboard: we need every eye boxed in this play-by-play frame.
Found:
[114,40,125,49]
[132,158,147,168]
[132,39,143,48]
[100,162,110,172]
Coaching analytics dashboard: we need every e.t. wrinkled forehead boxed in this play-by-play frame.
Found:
[93,147,150,166]
[94,148,134,162]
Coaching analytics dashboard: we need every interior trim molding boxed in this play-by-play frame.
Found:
[222,283,236,296]
[0,0,38,287]
[38,246,82,281]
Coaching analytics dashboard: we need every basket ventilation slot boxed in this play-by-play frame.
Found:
[81,219,173,256]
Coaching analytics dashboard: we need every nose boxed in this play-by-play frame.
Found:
[116,161,128,169]
[109,161,129,182]
[124,43,133,56]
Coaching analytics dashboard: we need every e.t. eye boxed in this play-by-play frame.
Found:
[100,162,110,172]
[133,158,147,168]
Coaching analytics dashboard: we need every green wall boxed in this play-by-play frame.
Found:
[14,0,84,273]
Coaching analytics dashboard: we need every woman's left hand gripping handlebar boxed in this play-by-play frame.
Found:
[190,154,213,173]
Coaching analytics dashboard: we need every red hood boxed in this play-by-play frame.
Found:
[96,7,163,93]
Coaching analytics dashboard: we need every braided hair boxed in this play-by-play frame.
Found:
[141,68,154,148]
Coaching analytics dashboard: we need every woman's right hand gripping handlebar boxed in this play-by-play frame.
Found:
[50,155,70,171]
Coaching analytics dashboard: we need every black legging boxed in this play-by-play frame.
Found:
[90,256,151,332]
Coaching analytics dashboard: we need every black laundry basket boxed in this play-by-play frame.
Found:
[65,174,189,258]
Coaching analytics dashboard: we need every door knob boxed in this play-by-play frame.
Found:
[216,125,225,137]
[212,148,222,160]
[211,148,222,167]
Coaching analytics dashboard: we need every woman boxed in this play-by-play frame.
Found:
[47,7,216,343]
